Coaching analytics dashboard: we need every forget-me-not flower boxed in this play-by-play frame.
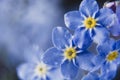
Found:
[17,46,64,80]
[92,39,120,80]
[43,27,94,79]
[64,0,114,44]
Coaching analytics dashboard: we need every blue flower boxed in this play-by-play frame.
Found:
[104,1,120,36]
[43,27,94,79]
[92,39,120,80]
[17,46,64,80]
[64,0,114,44]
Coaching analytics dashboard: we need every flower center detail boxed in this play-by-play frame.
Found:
[35,63,48,76]
[107,51,118,62]
[84,17,96,29]
[64,47,76,60]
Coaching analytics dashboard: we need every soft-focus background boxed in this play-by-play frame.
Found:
[0,0,118,80]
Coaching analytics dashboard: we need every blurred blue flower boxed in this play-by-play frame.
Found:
[92,39,120,80]
[104,1,120,36]
[43,27,94,79]
[17,46,64,80]
[64,0,114,44]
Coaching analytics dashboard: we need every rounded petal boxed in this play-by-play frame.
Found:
[79,0,99,17]
[43,47,64,67]
[64,11,83,31]
[17,63,36,80]
[98,8,114,27]
[82,72,100,80]
[52,27,72,50]
[76,50,95,71]
[61,60,78,79]
[97,39,116,56]
[101,62,117,80]
[92,27,110,44]
[73,28,92,49]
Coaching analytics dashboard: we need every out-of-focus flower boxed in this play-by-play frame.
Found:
[43,27,94,79]
[104,1,120,36]
[17,46,64,80]
[64,0,114,44]
[92,39,120,80]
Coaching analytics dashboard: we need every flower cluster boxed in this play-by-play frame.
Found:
[17,0,120,80]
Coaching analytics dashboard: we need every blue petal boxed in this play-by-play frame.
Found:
[82,72,100,80]
[98,8,114,27]
[47,68,64,80]
[101,62,117,80]
[115,39,120,50]
[92,54,105,71]
[116,5,120,22]
[97,39,116,56]
[114,54,120,64]
[108,14,120,36]
[79,0,99,17]
[17,63,36,80]
[76,50,95,71]
[73,28,92,49]
[61,60,78,79]
[92,27,110,44]
[43,47,64,67]
[64,11,83,31]
[52,27,72,50]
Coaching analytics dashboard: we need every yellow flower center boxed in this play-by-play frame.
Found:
[35,63,48,76]
[84,17,96,29]
[107,51,118,62]
[64,47,76,60]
